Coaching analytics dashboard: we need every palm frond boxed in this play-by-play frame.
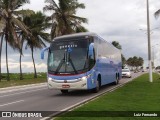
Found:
[62,1,85,14]
[75,3,85,9]
[43,5,57,12]
[50,22,57,39]
[10,23,20,45]
[1,9,9,18]
[37,35,48,47]
[44,0,60,11]
[38,33,51,42]
[12,0,30,10]
[75,25,88,33]
[0,18,6,31]
[14,9,35,17]
[11,17,31,36]
[69,15,88,23]
[68,3,85,11]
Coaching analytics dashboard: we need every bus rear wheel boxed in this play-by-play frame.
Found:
[61,90,68,94]
[113,74,119,85]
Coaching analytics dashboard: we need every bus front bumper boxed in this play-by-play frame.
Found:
[47,77,88,90]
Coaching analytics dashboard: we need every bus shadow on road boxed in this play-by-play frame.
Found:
[54,90,93,97]
[53,83,115,97]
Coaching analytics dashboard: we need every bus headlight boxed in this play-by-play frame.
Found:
[81,76,87,81]
[81,74,91,81]
[47,77,53,88]
[48,77,52,82]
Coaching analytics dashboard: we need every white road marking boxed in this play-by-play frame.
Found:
[0,84,46,94]
[0,100,24,107]
[0,88,47,98]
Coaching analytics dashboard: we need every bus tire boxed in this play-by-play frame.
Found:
[113,74,119,85]
[61,90,68,94]
[93,77,101,93]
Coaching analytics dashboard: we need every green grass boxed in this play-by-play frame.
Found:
[55,73,160,120]
[0,73,47,88]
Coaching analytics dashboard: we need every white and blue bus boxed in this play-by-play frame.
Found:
[41,32,122,93]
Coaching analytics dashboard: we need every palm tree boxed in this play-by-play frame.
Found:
[23,11,51,78]
[0,0,32,80]
[138,57,144,68]
[112,41,122,50]
[155,9,160,18]
[43,0,88,39]
[17,10,35,80]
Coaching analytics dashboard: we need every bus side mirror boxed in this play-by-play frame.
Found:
[41,47,49,60]
[88,43,94,58]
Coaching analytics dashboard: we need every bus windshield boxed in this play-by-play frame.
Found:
[48,39,89,74]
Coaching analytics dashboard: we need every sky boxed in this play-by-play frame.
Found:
[1,0,160,73]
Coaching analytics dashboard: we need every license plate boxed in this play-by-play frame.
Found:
[62,85,70,88]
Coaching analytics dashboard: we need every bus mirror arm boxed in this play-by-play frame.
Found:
[41,47,49,60]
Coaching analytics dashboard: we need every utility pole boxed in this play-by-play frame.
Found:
[146,0,153,82]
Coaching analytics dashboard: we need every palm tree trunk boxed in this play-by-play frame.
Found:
[0,33,4,81]
[5,18,10,81]
[6,38,10,81]
[19,36,23,80]
[31,47,37,78]
[19,53,23,80]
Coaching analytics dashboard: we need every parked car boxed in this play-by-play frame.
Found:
[122,69,132,78]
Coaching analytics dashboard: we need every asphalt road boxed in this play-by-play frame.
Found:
[0,72,144,120]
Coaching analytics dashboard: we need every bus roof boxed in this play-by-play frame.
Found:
[53,32,97,41]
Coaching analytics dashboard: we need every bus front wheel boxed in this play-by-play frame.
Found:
[93,78,101,93]
[61,90,68,94]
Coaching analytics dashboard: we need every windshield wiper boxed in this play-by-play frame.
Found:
[55,60,65,74]
[55,51,78,74]
[55,53,65,74]
[68,53,78,74]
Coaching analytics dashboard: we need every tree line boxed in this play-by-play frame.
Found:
[126,56,144,70]
[0,0,88,81]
